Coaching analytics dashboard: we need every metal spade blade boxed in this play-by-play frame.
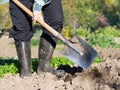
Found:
[62,34,98,69]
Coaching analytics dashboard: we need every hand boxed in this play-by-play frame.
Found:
[33,11,44,22]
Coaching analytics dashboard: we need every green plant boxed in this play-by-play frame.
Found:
[75,27,89,38]
[62,27,89,39]
[51,57,74,68]
[0,63,18,77]
[0,3,12,30]
[93,56,103,63]
[97,26,120,37]
[86,33,120,48]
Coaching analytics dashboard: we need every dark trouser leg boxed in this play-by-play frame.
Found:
[9,0,33,77]
[9,0,33,42]
[15,41,31,77]
[42,0,64,36]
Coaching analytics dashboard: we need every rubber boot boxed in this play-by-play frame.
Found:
[15,41,32,77]
[37,37,65,77]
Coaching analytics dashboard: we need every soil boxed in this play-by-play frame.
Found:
[0,36,120,90]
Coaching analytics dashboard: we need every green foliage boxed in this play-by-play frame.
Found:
[62,26,120,48]
[96,26,120,37]
[75,0,99,29]
[0,0,120,31]
[0,3,12,30]
[0,63,18,77]
[86,33,120,48]
[67,25,120,48]
[93,56,103,63]
[62,0,101,29]
[74,27,89,38]
[51,57,74,68]
[62,27,88,39]
[62,0,120,30]
[0,57,19,77]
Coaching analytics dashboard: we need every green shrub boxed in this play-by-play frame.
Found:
[0,63,18,77]
[96,26,120,37]
[62,27,88,39]
[86,33,120,48]
[93,56,103,63]
[75,27,89,38]
[51,57,74,68]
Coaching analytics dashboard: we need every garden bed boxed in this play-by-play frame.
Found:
[0,39,120,90]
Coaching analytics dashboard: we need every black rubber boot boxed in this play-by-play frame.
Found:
[15,41,32,77]
[37,37,65,77]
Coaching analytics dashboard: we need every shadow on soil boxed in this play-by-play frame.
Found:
[57,65,83,75]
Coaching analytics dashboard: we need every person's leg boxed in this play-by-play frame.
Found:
[37,0,65,77]
[9,0,33,42]
[9,0,33,77]
[42,0,64,36]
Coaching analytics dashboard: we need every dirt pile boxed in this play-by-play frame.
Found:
[95,46,120,61]
[0,59,120,90]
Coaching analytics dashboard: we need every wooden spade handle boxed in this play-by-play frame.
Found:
[12,0,59,37]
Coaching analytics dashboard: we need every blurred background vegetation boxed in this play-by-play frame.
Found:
[0,0,120,48]
[0,0,120,34]
[0,2,11,31]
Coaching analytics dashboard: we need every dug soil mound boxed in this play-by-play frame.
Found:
[0,46,120,90]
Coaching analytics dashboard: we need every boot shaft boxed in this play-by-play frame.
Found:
[15,41,31,61]
[38,37,55,72]
[15,41,31,77]
[38,37,55,61]
[37,37,65,77]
